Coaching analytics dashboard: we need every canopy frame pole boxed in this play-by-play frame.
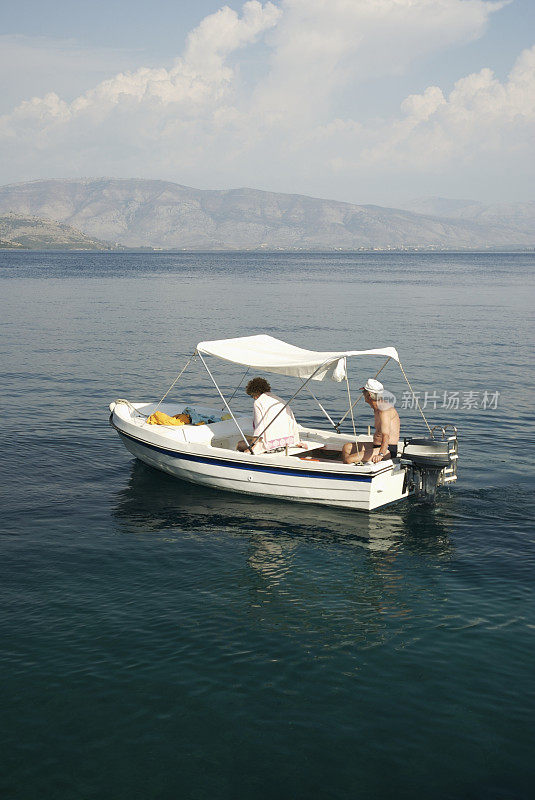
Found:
[152,352,197,415]
[305,386,340,433]
[196,351,252,450]
[337,357,391,427]
[344,362,358,443]
[398,361,433,435]
[223,367,250,409]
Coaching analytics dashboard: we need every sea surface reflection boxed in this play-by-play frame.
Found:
[111,460,457,651]
[113,459,455,555]
[2,251,533,800]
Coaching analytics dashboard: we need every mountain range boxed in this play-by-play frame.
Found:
[0,179,532,250]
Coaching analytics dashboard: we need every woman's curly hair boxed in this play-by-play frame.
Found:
[246,377,271,397]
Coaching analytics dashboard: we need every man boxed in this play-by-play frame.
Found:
[342,378,400,464]
[237,377,300,454]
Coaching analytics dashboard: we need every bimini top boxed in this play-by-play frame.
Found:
[196,335,399,382]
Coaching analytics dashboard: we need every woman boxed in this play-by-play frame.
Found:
[237,377,300,454]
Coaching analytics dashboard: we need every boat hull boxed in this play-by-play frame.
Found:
[115,427,409,512]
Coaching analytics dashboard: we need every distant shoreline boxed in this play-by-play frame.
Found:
[1,247,534,254]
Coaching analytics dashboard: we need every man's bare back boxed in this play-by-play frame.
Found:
[342,381,400,465]
[373,404,400,447]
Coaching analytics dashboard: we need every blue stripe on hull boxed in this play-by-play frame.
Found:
[116,428,378,483]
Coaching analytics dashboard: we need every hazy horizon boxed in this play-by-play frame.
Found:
[1,175,533,210]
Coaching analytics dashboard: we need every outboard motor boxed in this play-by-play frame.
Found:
[401,426,458,500]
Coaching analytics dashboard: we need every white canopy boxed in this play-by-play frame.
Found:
[196,335,399,382]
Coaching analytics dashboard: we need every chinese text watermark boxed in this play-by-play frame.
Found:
[398,390,500,410]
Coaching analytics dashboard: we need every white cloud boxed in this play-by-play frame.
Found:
[356,44,535,169]
[254,0,507,122]
[0,35,146,114]
[0,1,281,132]
[0,0,532,202]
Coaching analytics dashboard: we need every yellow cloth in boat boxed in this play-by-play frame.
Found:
[147,411,188,426]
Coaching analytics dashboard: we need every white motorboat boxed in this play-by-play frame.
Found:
[109,335,458,512]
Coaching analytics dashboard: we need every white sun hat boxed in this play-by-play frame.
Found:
[360,378,384,393]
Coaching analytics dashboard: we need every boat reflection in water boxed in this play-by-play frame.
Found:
[112,461,457,649]
[112,460,455,556]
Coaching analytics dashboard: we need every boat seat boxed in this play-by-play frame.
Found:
[153,416,250,446]
[211,434,248,450]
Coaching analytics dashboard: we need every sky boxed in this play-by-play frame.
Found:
[0,0,534,205]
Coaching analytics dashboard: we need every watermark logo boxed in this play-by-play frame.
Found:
[377,390,397,410]
[399,390,500,411]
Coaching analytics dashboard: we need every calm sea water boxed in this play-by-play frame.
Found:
[1,251,534,800]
